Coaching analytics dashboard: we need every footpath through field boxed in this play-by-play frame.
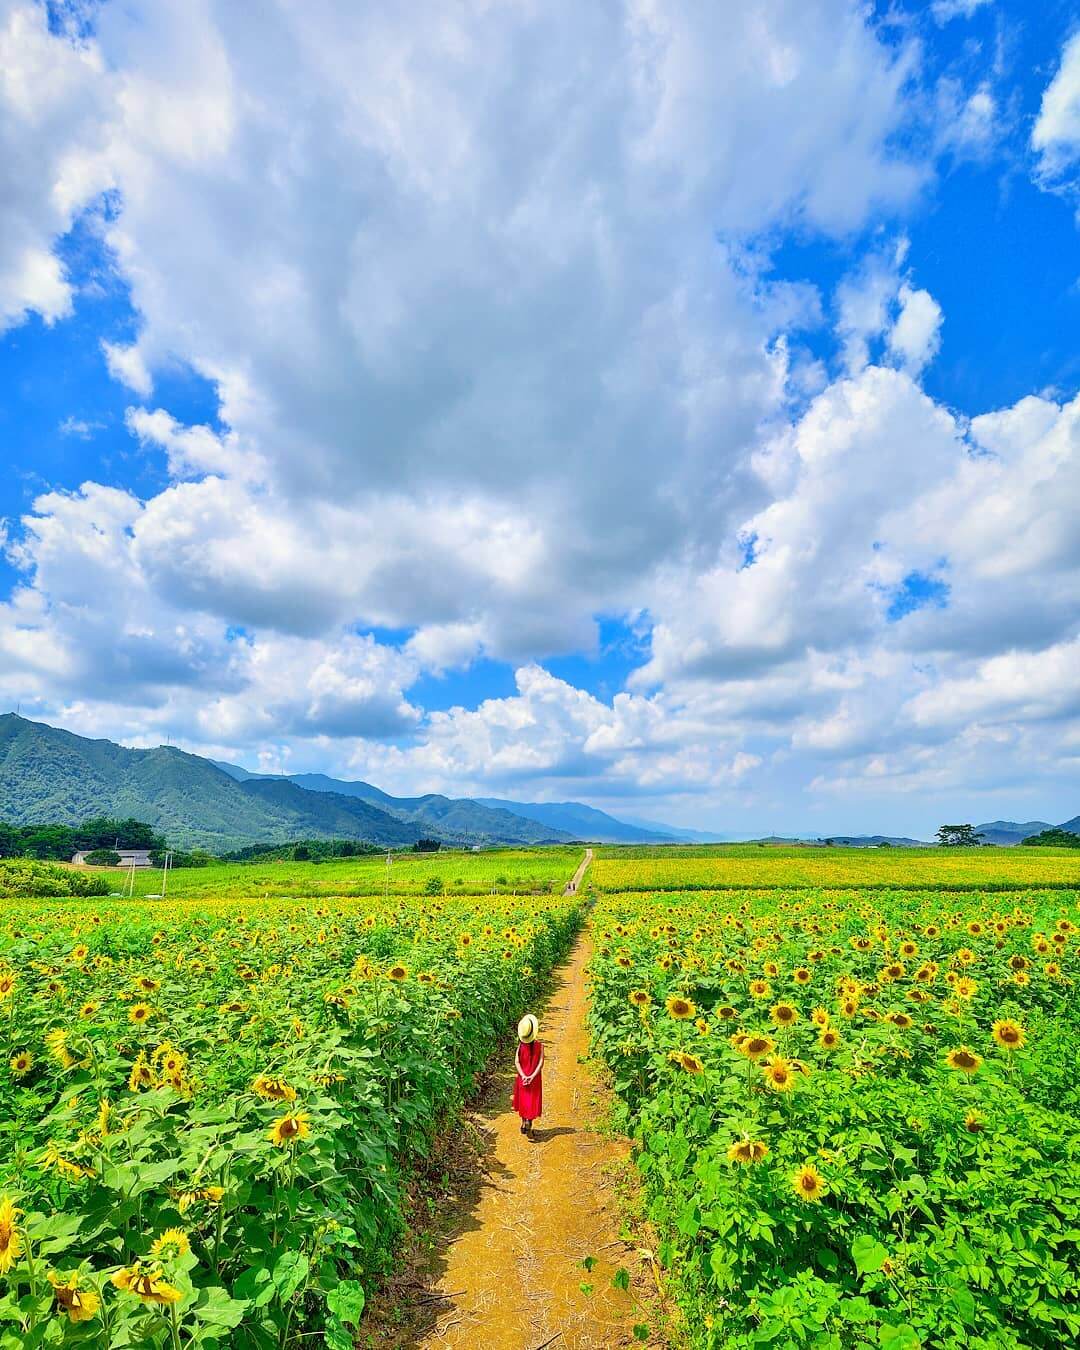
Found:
[364,848,658,1350]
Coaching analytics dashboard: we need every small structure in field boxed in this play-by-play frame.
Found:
[72,849,154,868]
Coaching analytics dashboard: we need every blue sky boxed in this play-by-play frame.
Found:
[1,0,1079,836]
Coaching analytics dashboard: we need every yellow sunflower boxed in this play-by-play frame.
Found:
[128,1002,152,1025]
[0,1197,23,1274]
[9,1050,32,1077]
[762,1057,795,1093]
[991,1019,1025,1051]
[726,1138,769,1165]
[738,1033,776,1061]
[111,1263,182,1306]
[791,1163,827,1203]
[47,1270,100,1323]
[944,1046,982,1075]
[150,1228,191,1260]
[628,989,651,1008]
[665,995,696,1021]
[268,1110,311,1147]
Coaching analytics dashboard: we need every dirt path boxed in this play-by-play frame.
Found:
[411,929,647,1349]
[564,846,593,895]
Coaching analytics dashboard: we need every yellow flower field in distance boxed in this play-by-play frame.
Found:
[591,844,1080,891]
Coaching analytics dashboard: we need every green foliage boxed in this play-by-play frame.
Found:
[0,861,110,898]
[936,825,985,847]
[1023,829,1080,849]
[83,849,122,867]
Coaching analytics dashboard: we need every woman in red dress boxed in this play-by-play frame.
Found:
[513,1013,543,1135]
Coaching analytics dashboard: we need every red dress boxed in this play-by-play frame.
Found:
[513,1040,543,1122]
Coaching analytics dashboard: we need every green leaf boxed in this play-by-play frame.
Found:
[581,1255,597,1272]
[326,1280,366,1329]
[851,1234,889,1277]
[272,1250,309,1302]
[612,1267,631,1291]
[878,1324,922,1349]
[192,1287,249,1329]
[633,1326,650,1342]
[951,1287,976,1324]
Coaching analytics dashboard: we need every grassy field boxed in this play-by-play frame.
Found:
[592,844,1080,891]
[587,853,1080,1348]
[77,845,584,901]
[0,886,583,1346]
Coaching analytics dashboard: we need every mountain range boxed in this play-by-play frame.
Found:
[0,714,692,851]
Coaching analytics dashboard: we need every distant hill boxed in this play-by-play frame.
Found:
[473,798,680,844]
[214,764,576,845]
[974,820,1055,846]
[819,835,928,847]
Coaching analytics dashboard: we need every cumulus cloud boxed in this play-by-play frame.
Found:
[0,1,112,331]
[930,0,993,24]
[1032,31,1080,188]
[1,1,1078,827]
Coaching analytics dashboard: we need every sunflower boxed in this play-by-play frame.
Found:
[715,1004,738,1020]
[954,976,978,1001]
[762,1057,795,1092]
[665,995,696,1021]
[726,1138,769,1164]
[793,967,812,984]
[695,1018,710,1037]
[964,1111,984,1133]
[838,998,859,1018]
[628,989,651,1008]
[386,963,409,982]
[111,1263,182,1306]
[128,1003,152,1025]
[1045,962,1062,978]
[47,1270,100,1323]
[748,979,771,999]
[9,1050,32,1077]
[991,1019,1025,1051]
[770,1002,798,1028]
[268,1110,311,1147]
[150,1228,191,1260]
[252,1073,298,1102]
[888,1012,914,1030]
[176,1186,225,1214]
[945,1046,982,1074]
[791,1163,826,1203]
[899,941,919,958]
[811,1006,830,1027]
[0,1197,23,1274]
[676,1052,705,1075]
[818,1028,840,1051]
[738,1033,776,1061]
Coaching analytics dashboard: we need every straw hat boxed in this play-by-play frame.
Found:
[517,1013,539,1043]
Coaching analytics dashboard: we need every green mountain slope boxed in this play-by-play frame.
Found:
[213,763,576,844]
[0,715,421,851]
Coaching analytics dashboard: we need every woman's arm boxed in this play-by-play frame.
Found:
[515,1046,525,1078]
[525,1045,545,1084]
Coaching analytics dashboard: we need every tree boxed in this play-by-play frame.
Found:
[1022,828,1080,848]
[292,843,311,861]
[936,824,984,847]
[83,848,122,867]
[424,875,445,894]
[413,838,441,853]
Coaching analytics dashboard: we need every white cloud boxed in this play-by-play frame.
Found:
[936,80,997,160]
[0,1,112,331]
[887,283,943,373]
[1032,31,1080,186]
[101,341,153,397]
[930,0,993,24]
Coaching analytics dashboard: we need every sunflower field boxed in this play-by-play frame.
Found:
[0,888,582,1347]
[589,885,1080,1349]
